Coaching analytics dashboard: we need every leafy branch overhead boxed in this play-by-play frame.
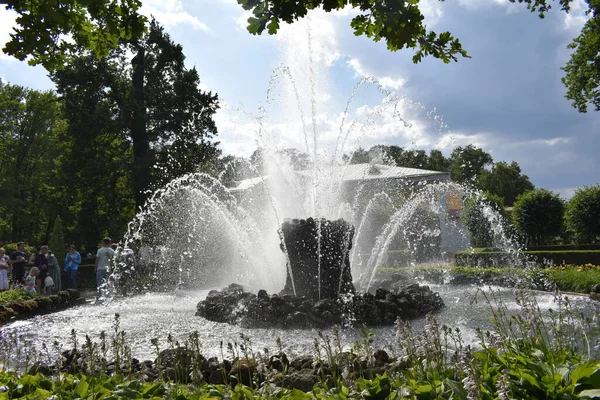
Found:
[239,0,469,63]
[2,0,147,70]
[238,0,599,112]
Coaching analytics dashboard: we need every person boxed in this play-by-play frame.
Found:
[24,267,39,294]
[33,245,49,294]
[9,242,28,285]
[46,250,61,293]
[64,245,81,289]
[95,237,115,297]
[0,248,9,291]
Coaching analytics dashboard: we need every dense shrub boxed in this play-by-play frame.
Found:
[513,189,564,246]
[461,192,506,248]
[565,185,600,244]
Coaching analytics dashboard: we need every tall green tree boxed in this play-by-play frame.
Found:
[52,53,135,251]
[2,0,147,70]
[512,189,565,246]
[449,145,493,185]
[53,20,221,210]
[562,0,600,112]
[0,81,62,243]
[126,20,220,206]
[565,185,600,243]
[478,161,535,206]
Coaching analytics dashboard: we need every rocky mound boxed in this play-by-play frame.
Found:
[196,283,444,328]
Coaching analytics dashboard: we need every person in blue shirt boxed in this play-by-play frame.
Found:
[64,245,82,289]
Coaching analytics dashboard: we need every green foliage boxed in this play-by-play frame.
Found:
[49,216,66,263]
[238,0,469,64]
[565,185,600,244]
[461,192,506,248]
[0,81,62,244]
[513,189,565,246]
[0,289,37,304]
[478,161,535,206]
[449,145,493,185]
[2,0,147,71]
[561,0,600,112]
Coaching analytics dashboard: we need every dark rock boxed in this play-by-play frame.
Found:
[593,283,600,294]
[279,371,319,392]
[28,361,52,376]
[269,353,289,372]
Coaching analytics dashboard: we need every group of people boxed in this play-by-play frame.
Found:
[0,237,116,296]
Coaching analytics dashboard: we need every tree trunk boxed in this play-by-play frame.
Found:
[130,43,150,209]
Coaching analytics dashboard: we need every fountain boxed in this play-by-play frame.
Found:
[0,21,599,393]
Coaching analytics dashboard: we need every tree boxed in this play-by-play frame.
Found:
[512,189,565,246]
[0,81,62,243]
[127,20,220,206]
[562,1,600,112]
[478,161,535,206]
[345,147,371,164]
[427,149,451,172]
[565,185,600,243]
[239,0,470,63]
[53,20,221,209]
[238,0,581,64]
[462,192,506,248]
[449,145,493,185]
[49,216,65,264]
[51,53,135,250]
[2,0,147,70]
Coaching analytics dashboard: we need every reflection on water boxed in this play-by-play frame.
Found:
[4,285,599,361]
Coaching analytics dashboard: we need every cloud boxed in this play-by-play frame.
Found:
[140,0,210,32]
[563,0,589,31]
[0,8,17,61]
[347,58,406,90]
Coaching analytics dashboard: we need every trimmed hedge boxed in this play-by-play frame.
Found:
[454,248,600,267]
[378,265,600,294]
[525,244,600,251]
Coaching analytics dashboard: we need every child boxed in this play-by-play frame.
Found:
[0,248,9,291]
[25,267,39,294]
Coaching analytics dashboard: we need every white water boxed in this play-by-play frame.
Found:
[5,285,598,361]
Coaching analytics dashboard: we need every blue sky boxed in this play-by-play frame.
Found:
[1,0,599,198]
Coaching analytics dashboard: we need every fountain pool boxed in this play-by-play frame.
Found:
[4,284,599,361]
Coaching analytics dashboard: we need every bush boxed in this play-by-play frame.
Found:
[565,185,600,244]
[461,192,508,248]
[513,189,564,246]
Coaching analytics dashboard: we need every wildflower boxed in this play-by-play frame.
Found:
[495,369,512,400]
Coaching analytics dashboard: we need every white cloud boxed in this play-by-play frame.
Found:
[234,11,253,31]
[553,187,577,199]
[563,0,589,31]
[0,8,17,61]
[420,0,444,26]
[140,0,210,32]
[347,58,406,91]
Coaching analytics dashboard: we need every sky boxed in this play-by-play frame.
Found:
[1,0,599,198]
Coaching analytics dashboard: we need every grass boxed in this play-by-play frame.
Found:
[0,288,598,399]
